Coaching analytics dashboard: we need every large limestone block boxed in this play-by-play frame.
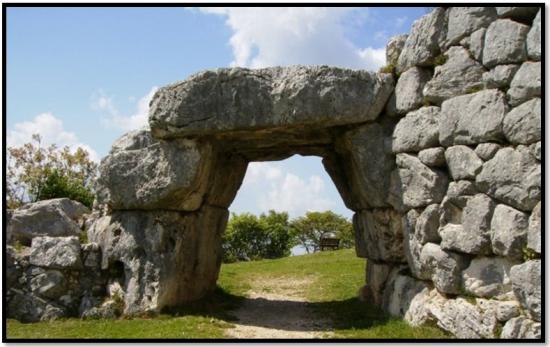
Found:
[386,34,408,67]
[503,98,541,145]
[396,8,447,73]
[88,206,228,314]
[491,204,528,260]
[8,289,66,323]
[418,147,445,167]
[388,67,432,115]
[445,7,496,46]
[527,202,541,253]
[392,106,440,153]
[29,270,67,299]
[469,28,486,62]
[475,143,501,161]
[331,122,395,210]
[501,316,541,339]
[353,209,405,263]
[30,236,82,270]
[482,64,519,89]
[445,145,483,180]
[507,62,541,106]
[382,271,428,318]
[95,130,211,211]
[510,260,541,322]
[149,66,394,137]
[423,46,485,104]
[476,146,541,211]
[439,89,508,146]
[527,10,541,60]
[388,154,448,211]
[462,257,518,298]
[8,198,88,245]
[420,242,467,294]
[483,19,529,67]
[364,261,396,306]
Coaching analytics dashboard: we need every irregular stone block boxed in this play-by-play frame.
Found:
[30,236,82,270]
[423,46,485,104]
[418,147,445,167]
[353,209,405,263]
[445,145,483,180]
[527,202,541,253]
[446,180,477,200]
[392,106,440,153]
[474,143,501,161]
[439,89,508,146]
[390,67,432,115]
[476,146,541,211]
[402,209,425,279]
[462,257,518,298]
[507,62,541,106]
[383,271,428,318]
[483,19,529,67]
[482,64,519,89]
[364,261,396,306]
[386,34,408,67]
[527,10,541,60]
[531,142,541,161]
[501,316,541,339]
[491,204,528,260]
[149,66,394,137]
[496,301,521,322]
[446,7,496,46]
[388,154,448,211]
[30,270,66,299]
[510,260,541,321]
[420,242,467,294]
[469,28,486,61]
[496,7,540,21]
[396,8,447,73]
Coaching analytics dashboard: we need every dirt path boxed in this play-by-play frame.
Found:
[224,277,334,339]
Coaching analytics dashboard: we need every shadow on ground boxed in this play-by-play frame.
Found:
[162,286,394,332]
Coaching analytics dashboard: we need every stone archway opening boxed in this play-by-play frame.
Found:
[89,66,407,315]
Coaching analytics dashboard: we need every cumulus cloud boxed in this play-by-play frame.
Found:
[200,7,386,71]
[7,112,100,162]
[239,162,335,218]
[93,86,158,131]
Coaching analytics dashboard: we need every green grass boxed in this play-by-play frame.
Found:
[7,248,450,339]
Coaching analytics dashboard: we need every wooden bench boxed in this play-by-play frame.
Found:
[320,237,340,251]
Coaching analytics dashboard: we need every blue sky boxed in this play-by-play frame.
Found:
[6,6,427,219]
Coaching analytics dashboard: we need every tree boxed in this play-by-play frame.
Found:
[7,134,98,208]
[290,211,353,253]
[222,211,293,263]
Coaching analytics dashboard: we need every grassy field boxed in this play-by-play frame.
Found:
[6,248,450,339]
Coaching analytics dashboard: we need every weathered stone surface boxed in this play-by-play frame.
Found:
[439,89,508,146]
[446,7,495,46]
[491,204,528,260]
[396,8,447,73]
[383,271,428,318]
[386,34,408,67]
[510,260,541,321]
[446,180,477,200]
[420,242,467,294]
[483,19,529,67]
[496,301,521,322]
[388,154,448,211]
[527,202,541,253]
[476,146,541,211]
[331,122,395,210]
[392,106,440,153]
[364,261,396,306]
[430,297,498,338]
[445,145,483,180]
[30,270,66,299]
[389,67,432,115]
[496,7,540,21]
[149,66,394,138]
[416,204,441,244]
[527,10,541,61]
[96,132,210,211]
[8,290,55,323]
[501,316,541,339]
[469,28,486,61]
[441,194,494,255]
[475,143,501,161]
[402,209,423,278]
[423,47,485,104]
[507,62,541,106]
[8,198,88,246]
[531,142,541,161]
[88,206,228,314]
[30,236,82,270]
[462,257,517,298]
[110,127,154,153]
[354,209,405,263]
[482,64,519,89]
[418,147,445,167]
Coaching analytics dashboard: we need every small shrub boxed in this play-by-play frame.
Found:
[465,85,484,94]
[79,230,88,244]
[522,246,538,261]
[379,63,396,74]
[432,54,448,66]
[13,240,24,252]
[111,290,125,316]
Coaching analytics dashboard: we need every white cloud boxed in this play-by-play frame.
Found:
[200,7,386,71]
[239,162,335,218]
[395,16,408,28]
[7,112,100,162]
[93,86,158,131]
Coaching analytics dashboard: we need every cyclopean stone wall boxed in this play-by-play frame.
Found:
[6,6,541,339]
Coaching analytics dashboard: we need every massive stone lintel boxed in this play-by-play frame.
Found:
[148,66,394,139]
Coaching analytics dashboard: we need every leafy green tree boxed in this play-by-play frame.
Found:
[7,134,98,208]
[222,211,293,263]
[290,211,353,253]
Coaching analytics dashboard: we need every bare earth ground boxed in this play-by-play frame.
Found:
[225,276,334,338]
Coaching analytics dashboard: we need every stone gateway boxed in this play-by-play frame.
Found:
[7,6,541,339]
